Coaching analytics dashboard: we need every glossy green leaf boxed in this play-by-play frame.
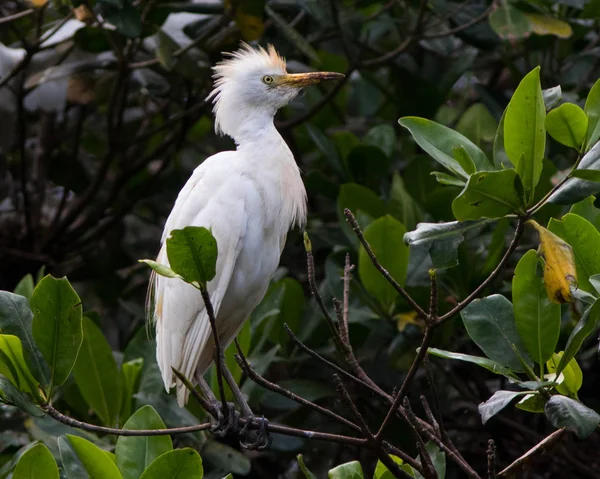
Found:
[493,109,512,169]
[556,299,600,377]
[461,295,532,372]
[13,275,34,301]
[478,390,528,424]
[13,442,58,479]
[73,317,122,426]
[404,219,492,269]
[166,227,218,288]
[328,461,364,479]
[545,103,588,149]
[570,197,600,231]
[585,77,600,151]
[513,250,560,368]
[453,146,476,175]
[547,352,582,399]
[358,215,409,310]
[549,142,600,204]
[545,395,600,439]
[452,169,524,221]
[58,435,89,479]
[0,376,43,416]
[0,335,39,393]
[431,171,466,187]
[30,275,83,390]
[68,435,123,479]
[571,169,600,182]
[504,67,546,192]
[548,213,600,293]
[374,455,414,478]
[120,358,143,424]
[0,291,49,386]
[489,4,531,40]
[425,347,518,379]
[399,117,491,177]
[139,448,203,479]
[543,86,562,110]
[297,454,317,479]
[115,406,172,479]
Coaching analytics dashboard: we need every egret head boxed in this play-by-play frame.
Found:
[208,43,343,142]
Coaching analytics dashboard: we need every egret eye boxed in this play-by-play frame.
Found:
[262,75,274,85]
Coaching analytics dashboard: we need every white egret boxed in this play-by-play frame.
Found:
[148,44,343,407]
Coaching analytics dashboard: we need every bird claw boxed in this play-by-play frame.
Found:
[209,401,239,438]
[239,416,271,451]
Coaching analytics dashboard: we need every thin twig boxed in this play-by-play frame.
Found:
[0,8,34,25]
[488,439,497,479]
[199,287,228,416]
[498,428,567,477]
[403,398,437,479]
[438,218,525,323]
[423,2,495,39]
[344,209,427,318]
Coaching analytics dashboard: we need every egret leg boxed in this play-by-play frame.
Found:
[194,372,238,438]
[219,355,271,451]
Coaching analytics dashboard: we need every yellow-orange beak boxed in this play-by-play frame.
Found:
[277,71,345,88]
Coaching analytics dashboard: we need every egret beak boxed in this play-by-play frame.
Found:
[278,71,344,88]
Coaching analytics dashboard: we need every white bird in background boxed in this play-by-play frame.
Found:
[149,44,343,406]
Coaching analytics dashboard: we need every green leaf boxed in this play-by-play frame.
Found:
[455,103,498,147]
[545,103,588,149]
[30,275,83,390]
[138,260,182,280]
[548,213,600,293]
[425,347,519,379]
[489,4,532,40]
[556,300,600,377]
[328,461,364,479]
[13,274,34,301]
[504,67,546,193]
[67,435,123,479]
[0,376,43,416]
[549,142,600,205]
[478,390,528,424]
[544,396,600,439]
[297,454,318,479]
[388,172,422,231]
[364,124,396,158]
[516,393,545,413]
[139,448,203,479]
[374,455,415,478]
[425,442,445,479]
[543,86,562,110]
[58,435,89,479]
[584,77,600,151]
[493,109,512,169]
[0,335,39,393]
[571,169,600,182]
[399,117,492,177]
[358,215,409,310]
[120,358,143,424]
[73,317,122,426]
[547,352,582,399]
[0,291,49,386]
[404,219,492,269]
[512,250,561,368]
[104,3,142,38]
[338,183,386,244]
[525,14,572,38]
[461,295,532,372]
[452,169,524,221]
[13,442,58,479]
[115,406,172,479]
[570,197,600,231]
[166,227,218,288]
[452,146,476,175]
[431,171,466,187]
[265,4,319,64]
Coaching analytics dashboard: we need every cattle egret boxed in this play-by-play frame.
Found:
[148,44,343,407]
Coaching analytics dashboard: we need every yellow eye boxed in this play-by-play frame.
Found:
[262,75,274,84]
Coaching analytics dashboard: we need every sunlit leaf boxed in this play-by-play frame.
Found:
[13,442,58,479]
[547,352,582,399]
[585,77,600,151]
[525,14,573,38]
[545,103,588,149]
[67,435,123,479]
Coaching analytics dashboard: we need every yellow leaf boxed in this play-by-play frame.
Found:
[395,311,424,332]
[73,5,94,23]
[29,0,48,6]
[226,0,265,41]
[547,352,582,399]
[529,220,577,303]
[525,14,573,39]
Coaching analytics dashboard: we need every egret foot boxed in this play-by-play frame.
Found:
[208,401,240,438]
[239,416,271,451]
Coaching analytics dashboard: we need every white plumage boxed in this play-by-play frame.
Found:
[148,44,342,406]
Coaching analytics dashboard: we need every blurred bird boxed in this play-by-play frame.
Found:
[148,44,343,406]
